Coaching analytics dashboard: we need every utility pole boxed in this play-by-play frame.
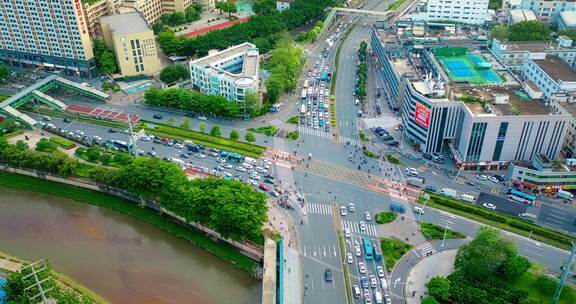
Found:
[552,242,576,304]
[127,113,139,156]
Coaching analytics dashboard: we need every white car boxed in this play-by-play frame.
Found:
[376,266,384,278]
[359,221,366,231]
[224,164,233,169]
[380,278,388,290]
[198,116,207,121]
[236,166,247,172]
[355,245,362,257]
[358,262,366,274]
[174,143,184,149]
[345,228,351,238]
[347,253,353,264]
[75,130,84,136]
[476,174,487,180]
[483,203,496,210]
[488,176,499,183]
[364,211,371,221]
[340,206,347,216]
[369,275,378,288]
[384,294,392,304]
[195,153,206,158]
[242,163,253,169]
[349,203,355,212]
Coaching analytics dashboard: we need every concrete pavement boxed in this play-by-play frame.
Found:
[405,250,457,303]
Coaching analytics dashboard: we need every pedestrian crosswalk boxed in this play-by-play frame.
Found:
[303,244,339,259]
[417,165,427,172]
[534,200,543,207]
[490,187,501,194]
[416,242,435,257]
[306,203,333,215]
[298,126,332,140]
[455,177,466,184]
[341,220,378,237]
[339,135,361,147]
[373,142,388,151]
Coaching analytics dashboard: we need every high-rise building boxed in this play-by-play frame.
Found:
[82,0,121,37]
[121,0,213,23]
[505,0,576,25]
[100,12,161,77]
[0,0,95,76]
[423,0,490,25]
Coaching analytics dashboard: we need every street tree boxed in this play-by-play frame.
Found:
[159,64,189,84]
[229,130,240,140]
[499,255,531,280]
[245,131,256,142]
[455,227,516,280]
[421,297,440,304]
[0,64,10,83]
[180,118,191,129]
[199,122,207,133]
[166,117,176,126]
[427,276,450,302]
[210,125,221,137]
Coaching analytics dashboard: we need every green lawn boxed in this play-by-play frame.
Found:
[511,271,576,304]
[0,172,258,274]
[363,149,376,158]
[380,237,412,271]
[388,0,406,10]
[385,153,402,165]
[419,222,465,240]
[50,136,76,149]
[375,211,397,224]
[286,130,299,140]
[286,115,299,125]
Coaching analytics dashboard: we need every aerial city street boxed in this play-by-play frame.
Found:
[1,0,576,304]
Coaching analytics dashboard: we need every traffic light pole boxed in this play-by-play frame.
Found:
[552,242,576,304]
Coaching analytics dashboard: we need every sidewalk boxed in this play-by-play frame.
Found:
[267,202,303,304]
[405,250,457,303]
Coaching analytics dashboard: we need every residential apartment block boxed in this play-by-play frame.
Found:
[0,0,95,76]
[100,12,160,76]
[421,0,490,25]
[491,38,576,72]
[522,55,576,103]
[189,43,260,102]
[82,0,121,37]
[505,0,576,25]
[121,0,214,23]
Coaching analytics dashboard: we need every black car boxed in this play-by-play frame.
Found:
[388,141,400,147]
[63,118,72,123]
[108,128,118,133]
[153,114,163,119]
[325,269,333,282]
[180,153,189,159]
[423,153,433,160]
[467,181,475,186]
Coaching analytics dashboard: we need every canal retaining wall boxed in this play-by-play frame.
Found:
[0,165,264,264]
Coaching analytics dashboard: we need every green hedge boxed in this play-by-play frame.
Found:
[380,237,412,271]
[420,192,575,249]
[144,121,266,157]
[248,126,278,136]
[419,222,465,240]
[375,211,397,224]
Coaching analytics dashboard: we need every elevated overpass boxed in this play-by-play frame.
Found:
[319,7,393,40]
[0,75,109,127]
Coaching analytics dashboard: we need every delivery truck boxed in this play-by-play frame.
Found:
[406,176,425,187]
[557,189,574,201]
[441,188,457,198]
[460,194,475,203]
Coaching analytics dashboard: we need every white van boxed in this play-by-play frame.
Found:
[413,206,424,214]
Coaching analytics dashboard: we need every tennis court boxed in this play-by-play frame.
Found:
[435,50,503,84]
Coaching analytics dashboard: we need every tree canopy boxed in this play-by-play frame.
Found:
[156,0,335,57]
[159,64,189,84]
[144,87,242,117]
[92,39,118,74]
[507,21,551,41]
[265,38,304,103]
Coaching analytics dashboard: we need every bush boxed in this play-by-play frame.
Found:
[35,138,58,153]
[49,136,76,149]
[385,153,401,165]
[287,115,299,124]
[375,211,397,224]
[248,125,278,136]
[363,148,376,158]
[380,237,412,271]
[245,132,256,143]
[420,222,465,240]
[286,130,299,140]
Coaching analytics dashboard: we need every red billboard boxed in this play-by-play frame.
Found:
[414,102,431,129]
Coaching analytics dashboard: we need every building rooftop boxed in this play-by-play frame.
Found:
[100,12,149,36]
[560,11,576,28]
[454,86,552,116]
[497,40,572,53]
[509,9,537,24]
[533,55,576,82]
[190,42,259,79]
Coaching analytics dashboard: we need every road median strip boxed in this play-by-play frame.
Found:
[418,192,574,250]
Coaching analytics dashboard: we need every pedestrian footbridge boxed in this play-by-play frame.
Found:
[0,75,110,127]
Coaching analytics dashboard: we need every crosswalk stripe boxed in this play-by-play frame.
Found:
[307,203,333,215]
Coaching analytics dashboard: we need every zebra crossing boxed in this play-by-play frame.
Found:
[490,187,501,195]
[373,142,389,151]
[339,135,361,147]
[341,220,378,237]
[416,242,435,257]
[417,165,427,172]
[298,126,332,140]
[306,203,333,215]
[303,244,339,259]
[455,177,466,185]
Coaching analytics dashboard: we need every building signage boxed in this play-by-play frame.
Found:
[74,0,87,34]
[414,102,431,129]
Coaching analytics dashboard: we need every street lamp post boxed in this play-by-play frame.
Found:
[419,194,430,222]
[441,225,449,248]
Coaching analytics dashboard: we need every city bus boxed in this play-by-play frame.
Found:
[373,240,382,261]
[507,189,536,205]
[363,237,373,260]
[301,89,307,100]
[220,151,243,162]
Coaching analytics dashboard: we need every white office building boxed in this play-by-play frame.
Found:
[189,43,260,102]
[423,0,490,25]
[505,0,576,25]
[491,38,576,72]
